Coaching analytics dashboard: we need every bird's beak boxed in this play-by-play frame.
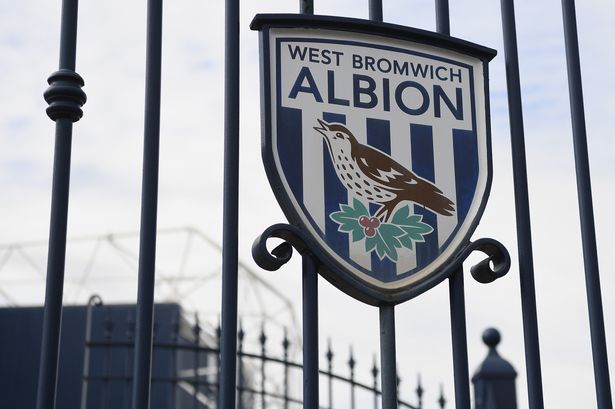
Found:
[313,119,329,136]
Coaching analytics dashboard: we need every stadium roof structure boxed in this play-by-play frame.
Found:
[0,226,301,350]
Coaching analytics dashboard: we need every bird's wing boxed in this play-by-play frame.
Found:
[354,145,434,191]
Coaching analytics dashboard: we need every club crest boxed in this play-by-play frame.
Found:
[252,15,497,304]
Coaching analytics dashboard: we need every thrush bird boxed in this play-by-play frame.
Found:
[314,119,455,221]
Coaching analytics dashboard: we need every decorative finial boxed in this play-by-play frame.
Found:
[326,338,333,362]
[482,327,501,349]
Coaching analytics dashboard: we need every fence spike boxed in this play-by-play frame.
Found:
[372,355,379,409]
[193,313,201,339]
[282,327,290,352]
[416,374,424,409]
[348,346,356,409]
[260,323,267,409]
[259,323,267,348]
[348,346,356,372]
[326,338,334,364]
[238,320,245,351]
[438,384,446,408]
[326,339,334,409]
[193,313,201,408]
[371,355,379,378]
[282,327,290,409]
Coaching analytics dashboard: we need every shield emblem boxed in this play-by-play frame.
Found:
[252,15,497,304]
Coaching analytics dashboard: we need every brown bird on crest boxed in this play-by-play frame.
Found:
[314,119,455,221]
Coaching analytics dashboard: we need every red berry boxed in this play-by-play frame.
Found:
[368,217,380,228]
[359,215,370,227]
[365,226,376,237]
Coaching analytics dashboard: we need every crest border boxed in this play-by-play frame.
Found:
[252,14,497,305]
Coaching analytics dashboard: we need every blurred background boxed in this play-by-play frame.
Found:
[0,0,613,407]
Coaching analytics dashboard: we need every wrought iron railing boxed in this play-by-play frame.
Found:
[81,303,446,409]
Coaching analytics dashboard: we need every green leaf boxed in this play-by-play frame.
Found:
[365,236,378,252]
[398,234,414,250]
[351,198,369,217]
[388,205,435,250]
[329,201,435,263]
[402,225,432,242]
[329,199,370,243]
[363,224,404,262]
[391,205,411,225]
[351,225,365,242]
[379,223,404,239]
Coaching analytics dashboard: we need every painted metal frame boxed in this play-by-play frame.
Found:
[251,13,499,305]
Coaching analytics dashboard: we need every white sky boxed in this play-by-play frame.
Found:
[0,0,613,408]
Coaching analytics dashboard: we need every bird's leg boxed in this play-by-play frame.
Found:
[374,205,388,221]
[374,203,395,223]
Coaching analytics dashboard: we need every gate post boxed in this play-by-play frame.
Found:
[219,0,241,405]
[36,1,86,408]
[560,1,613,407]
[131,0,164,407]
[434,2,472,408]
[302,253,319,409]
[499,1,545,407]
[472,328,517,409]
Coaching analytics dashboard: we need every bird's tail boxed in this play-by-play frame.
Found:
[414,181,455,216]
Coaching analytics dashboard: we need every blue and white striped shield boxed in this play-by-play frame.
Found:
[253,16,496,304]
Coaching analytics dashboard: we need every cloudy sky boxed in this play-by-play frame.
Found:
[0,0,613,408]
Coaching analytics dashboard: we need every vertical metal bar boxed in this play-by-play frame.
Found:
[371,357,379,409]
[561,2,613,407]
[283,330,290,409]
[36,1,85,408]
[218,0,240,404]
[102,317,113,409]
[57,0,78,71]
[366,5,397,408]
[130,0,163,408]
[435,0,450,34]
[379,304,398,409]
[369,0,383,22]
[433,3,472,408]
[237,326,245,409]
[348,348,356,409]
[327,341,334,409]
[170,316,179,409]
[260,325,267,409]
[125,315,135,409]
[301,0,314,15]
[396,376,400,405]
[300,0,316,405]
[499,1,545,407]
[216,323,221,407]
[302,253,319,409]
[193,316,201,409]
[448,268,471,409]
[80,295,102,409]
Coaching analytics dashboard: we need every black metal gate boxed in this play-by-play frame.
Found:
[34,0,611,408]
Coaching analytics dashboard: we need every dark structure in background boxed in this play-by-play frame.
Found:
[1,303,219,409]
[473,329,518,409]
[1,300,455,409]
